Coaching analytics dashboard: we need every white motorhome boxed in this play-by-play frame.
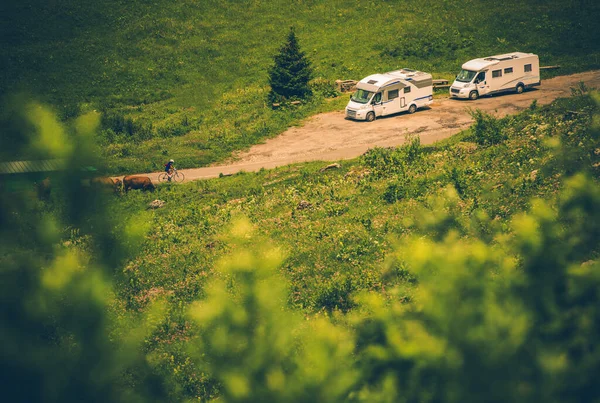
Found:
[450,52,540,100]
[345,68,433,122]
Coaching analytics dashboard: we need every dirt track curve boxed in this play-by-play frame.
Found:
[135,71,600,183]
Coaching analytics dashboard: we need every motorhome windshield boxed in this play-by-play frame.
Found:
[351,89,374,104]
[456,69,477,83]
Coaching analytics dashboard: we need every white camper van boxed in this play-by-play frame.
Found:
[449,52,540,100]
[345,68,433,122]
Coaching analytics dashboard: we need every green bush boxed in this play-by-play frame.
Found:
[309,77,339,99]
[470,109,506,146]
[361,147,406,179]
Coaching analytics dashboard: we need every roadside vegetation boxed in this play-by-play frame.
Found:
[1,0,599,173]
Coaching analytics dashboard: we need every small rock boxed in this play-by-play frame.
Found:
[528,170,538,181]
[297,200,312,210]
[148,199,165,209]
[320,163,341,172]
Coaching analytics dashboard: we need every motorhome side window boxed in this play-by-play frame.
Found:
[475,72,485,83]
[492,70,502,78]
[525,64,532,72]
[373,93,382,103]
[504,67,513,74]
[388,89,399,100]
[403,87,411,93]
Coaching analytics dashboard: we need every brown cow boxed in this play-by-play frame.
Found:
[123,175,155,192]
[91,177,122,193]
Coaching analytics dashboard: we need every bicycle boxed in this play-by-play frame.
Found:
[158,168,185,183]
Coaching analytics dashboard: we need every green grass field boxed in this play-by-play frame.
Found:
[2,0,599,173]
[99,92,599,398]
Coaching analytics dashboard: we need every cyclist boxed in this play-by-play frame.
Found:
[164,159,175,181]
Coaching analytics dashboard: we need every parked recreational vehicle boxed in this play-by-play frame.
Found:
[345,68,433,122]
[449,52,540,100]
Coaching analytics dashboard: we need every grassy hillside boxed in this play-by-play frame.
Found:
[100,90,599,398]
[1,0,599,173]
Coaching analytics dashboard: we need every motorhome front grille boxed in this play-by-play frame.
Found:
[450,88,460,94]
[347,110,356,117]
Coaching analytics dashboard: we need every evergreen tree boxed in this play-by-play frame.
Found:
[268,28,313,102]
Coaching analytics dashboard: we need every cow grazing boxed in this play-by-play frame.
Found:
[123,176,155,192]
[91,177,122,193]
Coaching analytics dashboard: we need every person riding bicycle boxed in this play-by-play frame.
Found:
[165,159,175,181]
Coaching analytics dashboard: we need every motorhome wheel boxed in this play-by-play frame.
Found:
[469,91,479,100]
[516,83,525,94]
[366,112,375,122]
[408,104,417,114]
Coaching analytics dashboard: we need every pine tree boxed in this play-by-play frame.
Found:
[268,27,313,102]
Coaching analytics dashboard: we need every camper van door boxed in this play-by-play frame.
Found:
[372,92,384,117]
[383,87,402,116]
[475,71,489,96]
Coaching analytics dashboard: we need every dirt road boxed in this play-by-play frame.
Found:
[137,71,600,183]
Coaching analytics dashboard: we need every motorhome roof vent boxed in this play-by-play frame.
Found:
[484,57,497,61]
[367,80,378,84]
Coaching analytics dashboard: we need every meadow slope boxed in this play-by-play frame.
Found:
[105,90,600,399]
[2,0,599,173]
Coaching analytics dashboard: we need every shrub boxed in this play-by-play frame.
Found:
[361,147,407,179]
[470,109,506,146]
[448,166,469,197]
[404,134,422,163]
[383,175,430,203]
[361,137,422,180]
[309,77,339,98]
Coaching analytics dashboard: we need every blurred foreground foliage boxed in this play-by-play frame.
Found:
[1,93,600,402]
[0,103,168,402]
